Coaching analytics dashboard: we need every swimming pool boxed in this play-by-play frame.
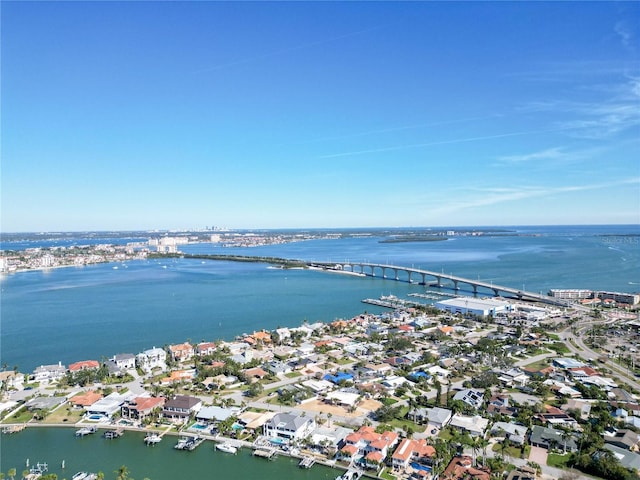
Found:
[190,423,208,431]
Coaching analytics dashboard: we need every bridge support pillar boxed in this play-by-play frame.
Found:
[394,269,399,281]
[420,273,426,285]
[453,280,459,290]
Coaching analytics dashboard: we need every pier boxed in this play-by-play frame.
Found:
[310,261,571,306]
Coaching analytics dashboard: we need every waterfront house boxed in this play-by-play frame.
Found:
[121,396,165,422]
[0,371,24,391]
[161,395,202,424]
[111,353,136,371]
[86,392,133,420]
[196,405,239,424]
[339,425,399,469]
[69,360,100,372]
[392,438,435,471]
[263,412,316,442]
[32,363,66,384]
[196,342,217,356]
[136,347,167,374]
[168,342,195,362]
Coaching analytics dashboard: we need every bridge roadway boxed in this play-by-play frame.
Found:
[308,261,569,307]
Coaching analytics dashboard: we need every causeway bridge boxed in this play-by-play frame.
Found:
[308,261,569,307]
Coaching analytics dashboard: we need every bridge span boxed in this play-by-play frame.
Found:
[308,261,569,307]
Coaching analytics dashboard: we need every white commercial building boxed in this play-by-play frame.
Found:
[435,297,511,317]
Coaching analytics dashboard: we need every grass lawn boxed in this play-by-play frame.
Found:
[42,406,84,424]
[3,408,34,424]
[285,371,302,379]
[379,468,397,480]
[547,452,571,468]
[519,358,551,369]
[491,443,530,459]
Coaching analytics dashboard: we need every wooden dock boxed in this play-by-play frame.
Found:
[104,428,124,439]
[298,456,315,468]
[253,447,277,459]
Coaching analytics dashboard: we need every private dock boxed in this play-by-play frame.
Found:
[175,435,205,451]
[253,447,277,459]
[104,428,124,439]
[299,456,315,469]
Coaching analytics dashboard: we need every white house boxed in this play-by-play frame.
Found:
[136,347,167,374]
[263,412,316,442]
[33,363,66,384]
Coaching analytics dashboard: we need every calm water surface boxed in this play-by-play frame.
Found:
[1,225,639,371]
[0,427,337,480]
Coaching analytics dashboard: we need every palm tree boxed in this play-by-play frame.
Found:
[115,465,130,480]
[7,469,15,480]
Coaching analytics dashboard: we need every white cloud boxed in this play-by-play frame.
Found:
[615,21,634,50]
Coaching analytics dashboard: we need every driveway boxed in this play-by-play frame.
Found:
[528,445,548,466]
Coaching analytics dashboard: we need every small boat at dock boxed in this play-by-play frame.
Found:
[75,426,97,437]
[144,433,162,445]
[175,435,204,451]
[215,442,238,454]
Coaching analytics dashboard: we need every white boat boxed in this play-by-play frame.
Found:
[72,473,88,480]
[144,433,162,445]
[75,426,97,437]
[216,442,238,454]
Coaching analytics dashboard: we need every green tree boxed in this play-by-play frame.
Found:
[115,465,130,480]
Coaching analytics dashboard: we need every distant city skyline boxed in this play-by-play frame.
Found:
[2,1,639,232]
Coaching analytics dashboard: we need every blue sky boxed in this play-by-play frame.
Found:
[2,1,639,231]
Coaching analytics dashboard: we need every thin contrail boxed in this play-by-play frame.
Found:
[193,25,384,74]
[298,114,505,145]
[318,128,562,159]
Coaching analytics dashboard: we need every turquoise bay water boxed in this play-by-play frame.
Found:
[0,427,336,480]
[0,226,639,476]
[1,226,639,372]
